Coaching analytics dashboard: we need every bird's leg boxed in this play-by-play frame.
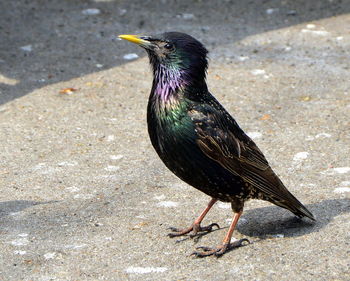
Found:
[192,210,249,257]
[168,198,219,238]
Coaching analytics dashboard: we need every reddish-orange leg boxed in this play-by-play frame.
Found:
[192,210,250,257]
[168,198,219,238]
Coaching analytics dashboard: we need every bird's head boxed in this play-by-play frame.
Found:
[119,32,208,83]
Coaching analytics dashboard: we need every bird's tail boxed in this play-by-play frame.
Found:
[272,192,316,221]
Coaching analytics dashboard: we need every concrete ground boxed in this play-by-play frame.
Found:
[0,0,349,280]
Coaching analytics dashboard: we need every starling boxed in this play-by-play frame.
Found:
[119,32,315,257]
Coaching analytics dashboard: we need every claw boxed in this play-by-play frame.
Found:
[189,223,220,238]
[195,246,213,251]
[168,222,220,238]
[191,238,250,258]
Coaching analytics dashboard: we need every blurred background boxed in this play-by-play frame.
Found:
[1,0,349,104]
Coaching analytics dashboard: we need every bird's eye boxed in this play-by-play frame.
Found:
[164,43,174,50]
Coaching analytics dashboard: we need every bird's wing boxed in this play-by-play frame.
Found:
[189,102,291,201]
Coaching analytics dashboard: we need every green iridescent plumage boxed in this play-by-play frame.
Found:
[120,32,315,257]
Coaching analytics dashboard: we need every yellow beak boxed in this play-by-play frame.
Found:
[118,34,152,48]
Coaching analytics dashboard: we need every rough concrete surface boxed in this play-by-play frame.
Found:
[0,0,349,280]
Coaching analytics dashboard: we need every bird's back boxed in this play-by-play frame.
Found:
[147,89,314,220]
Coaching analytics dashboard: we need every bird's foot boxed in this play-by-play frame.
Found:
[191,238,250,258]
[168,223,220,238]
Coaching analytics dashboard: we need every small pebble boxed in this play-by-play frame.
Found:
[267,234,285,238]
[251,69,266,75]
[334,187,350,193]
[104,165,120,172]
[119,8,127,16]
[14,250,26,255]
[123,53,139,60]
[306,24,316,29]
[11,238,29,246]
[125,266,168,274]
[82,8,101,15]
[65,244,87,249]
[58,161,78,167]
[20,45,32,52]
[339,181,350,187]
[74,194,94,199]
[323,167,350,175]
[66,186,80,192]
[315,133,331,138]
[333,167,350,174]
[286,10,297,16]
[177,13,195,20]
[301,29,329,36]
[293,152,309,161]
[110,155,124,160]
[154,194,166,200]
[157,201,178,207]
[218,202,230,209]
[247,131,262,140]
[266,8,278,15]
[44,252,56,259]
[238,56,249,61]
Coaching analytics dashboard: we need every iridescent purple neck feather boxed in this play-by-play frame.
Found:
[153,64,188,101]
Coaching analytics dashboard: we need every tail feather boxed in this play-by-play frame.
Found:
[271,194,316,221]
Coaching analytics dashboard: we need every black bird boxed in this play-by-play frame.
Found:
[119,32,315,257]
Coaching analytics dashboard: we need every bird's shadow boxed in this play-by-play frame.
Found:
[170,198,349,244]
[237,198,349,238]
[0,200,58,218]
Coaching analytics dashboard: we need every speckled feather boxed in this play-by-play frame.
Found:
[145,32,314,220]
